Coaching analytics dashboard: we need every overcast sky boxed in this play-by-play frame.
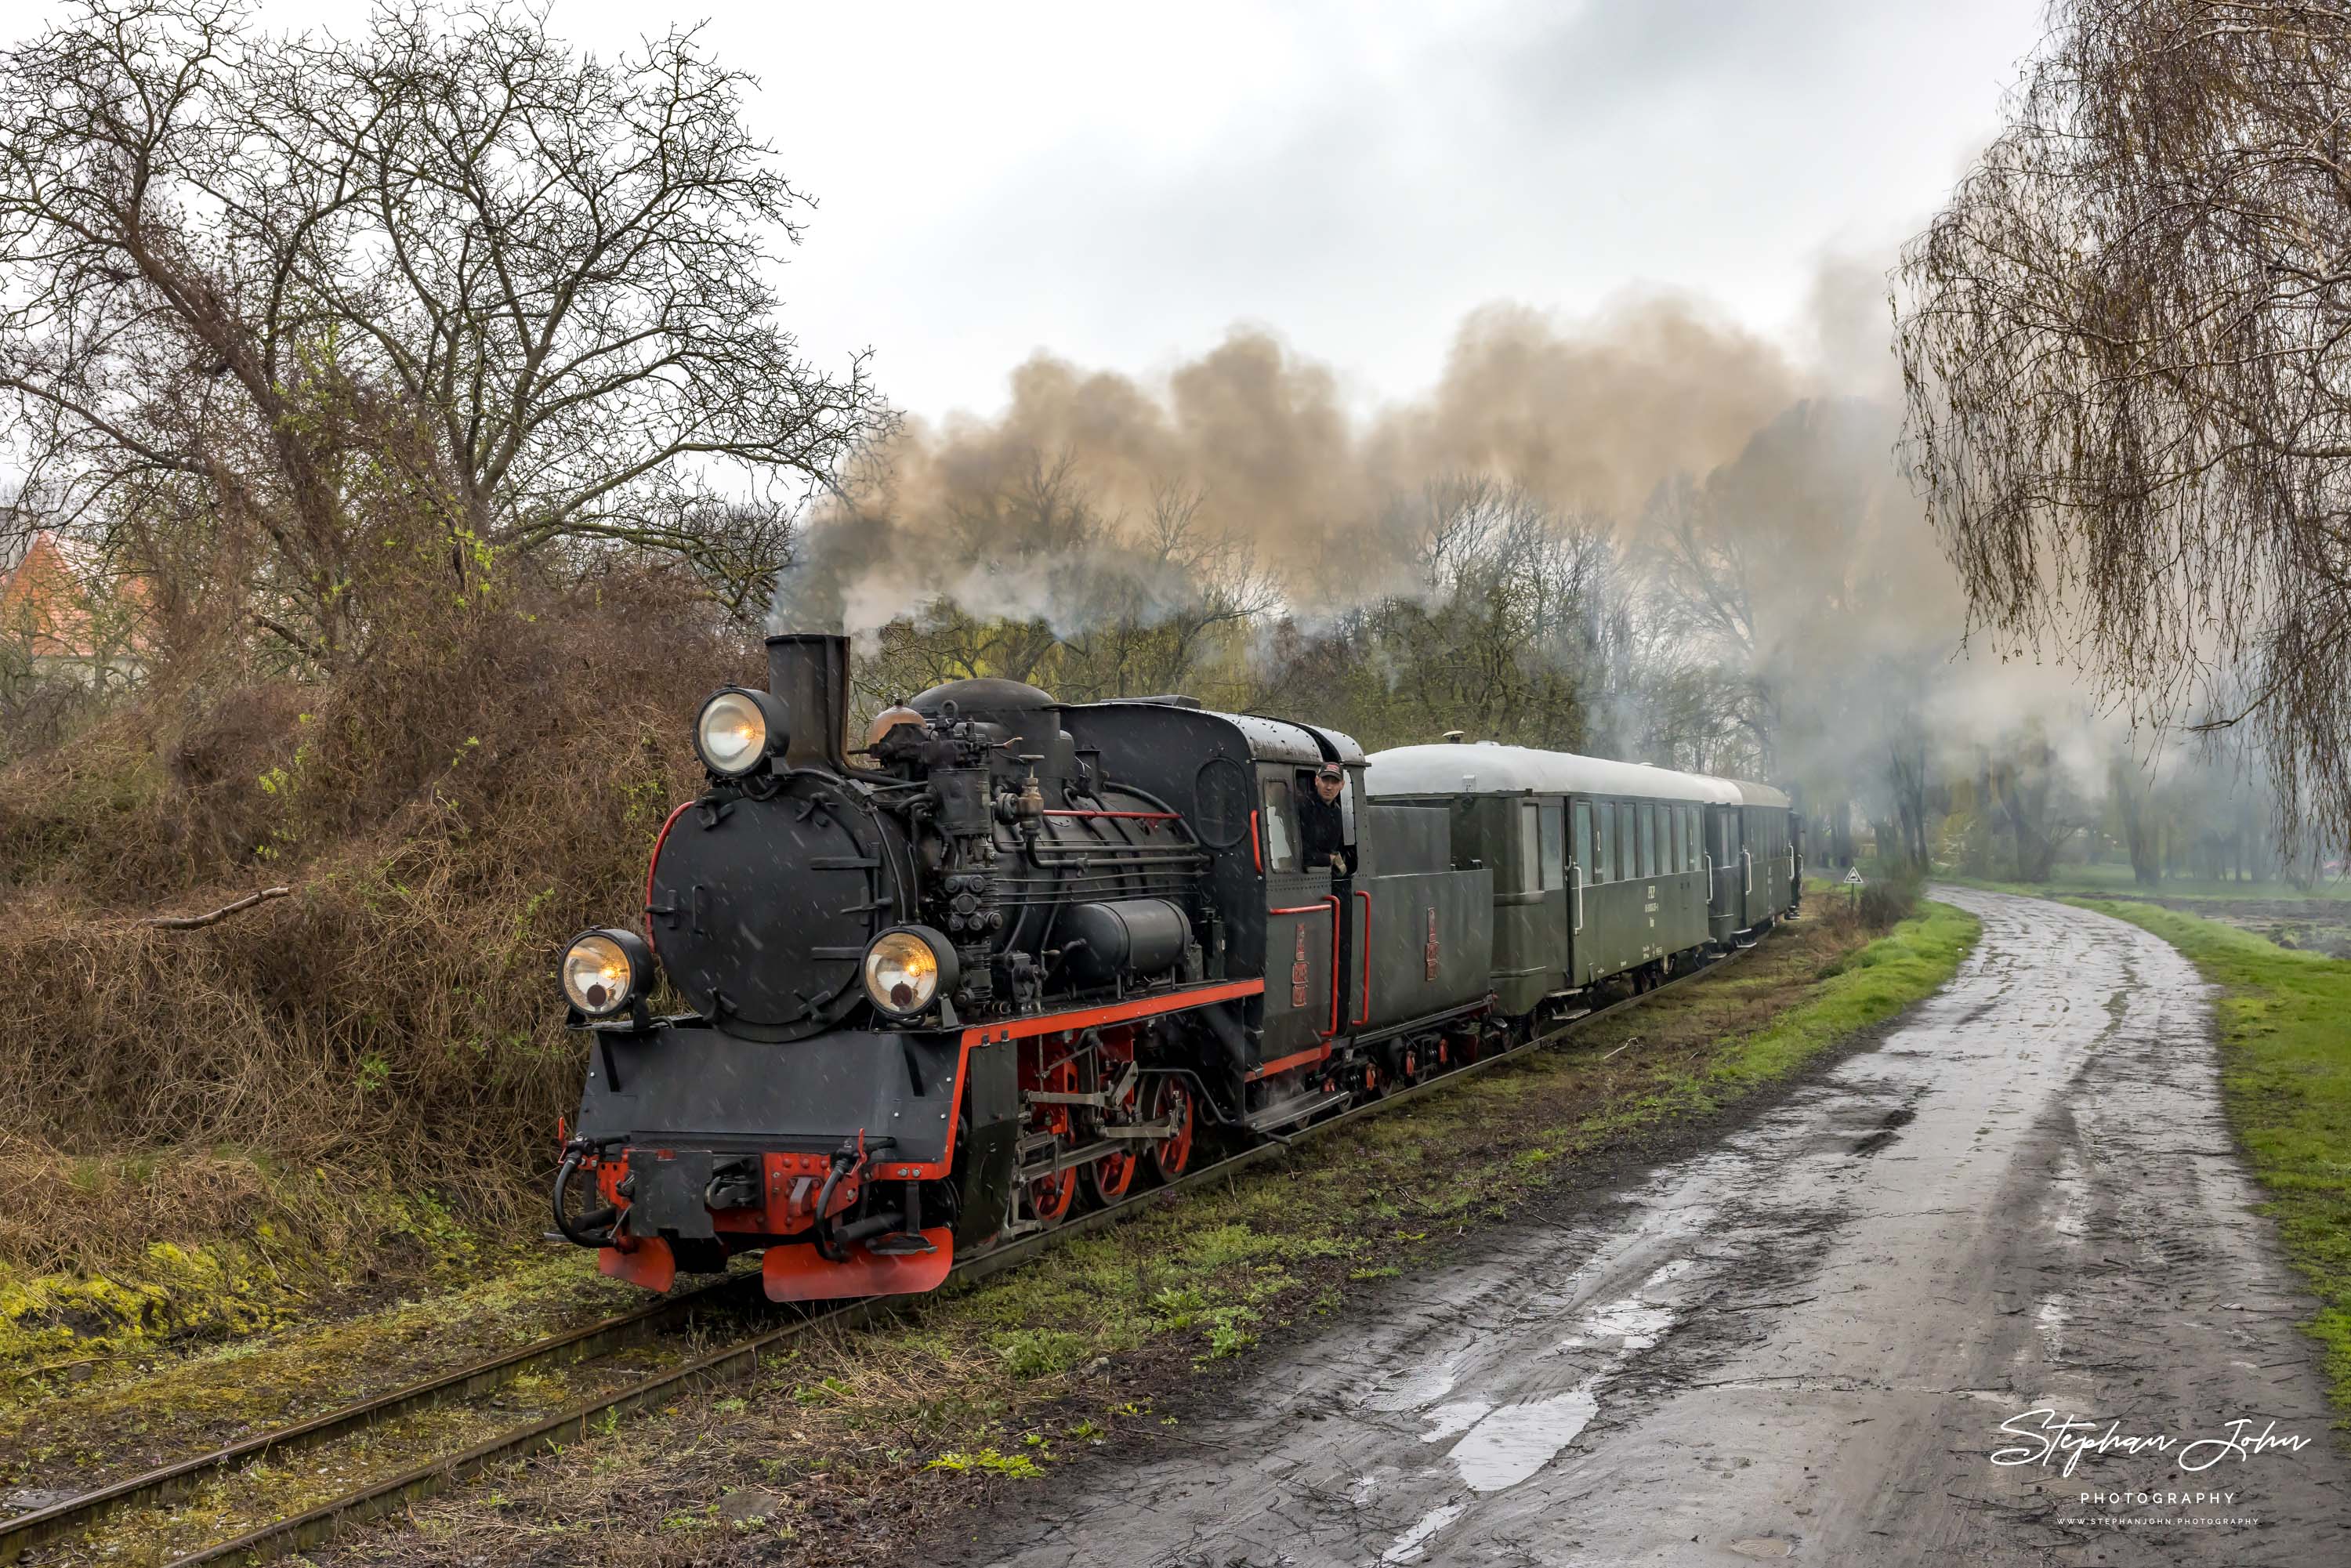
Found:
[18,0,2051,421]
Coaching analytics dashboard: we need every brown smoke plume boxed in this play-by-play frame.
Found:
[777,293,1806,633]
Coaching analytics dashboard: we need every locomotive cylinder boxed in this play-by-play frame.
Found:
[1060,898,1191,985]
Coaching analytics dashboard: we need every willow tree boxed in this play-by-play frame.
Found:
[1896,0,2351,846]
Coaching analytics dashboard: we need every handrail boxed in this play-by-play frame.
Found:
[1571,864,1585,934]
[1324,893,1342,1037]
[1743,847,1753,894]
[1354,888,1372,1026]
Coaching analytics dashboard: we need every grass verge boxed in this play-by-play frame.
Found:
[285,900,1978,1568]
[2064,899,2351,1418]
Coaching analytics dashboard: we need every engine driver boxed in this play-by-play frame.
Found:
[1298,762,1352,877]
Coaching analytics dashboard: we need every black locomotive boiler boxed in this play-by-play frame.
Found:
[551,634,1797,1302]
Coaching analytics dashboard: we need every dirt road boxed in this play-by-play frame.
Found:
[951,889,2349,1566]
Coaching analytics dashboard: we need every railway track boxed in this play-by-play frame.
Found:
[0,925,1776,1568]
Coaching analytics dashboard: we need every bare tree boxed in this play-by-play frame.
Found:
[1896,0,2351,847]
[0,0,884,662]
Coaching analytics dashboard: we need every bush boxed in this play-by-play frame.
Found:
[1857,874,1922,930]
[0,564,758,1277]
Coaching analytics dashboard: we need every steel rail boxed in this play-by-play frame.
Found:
[0,1273,766,1566]
[18,925,1777,1568]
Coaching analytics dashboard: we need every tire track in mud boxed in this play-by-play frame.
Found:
[943,889,2349,1567]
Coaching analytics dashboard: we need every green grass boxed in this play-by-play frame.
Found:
[1708,900,1977,1088]
[2065,899,2351,1419]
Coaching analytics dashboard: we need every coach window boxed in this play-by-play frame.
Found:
[1539,802,1564,891]
[1520,802,1541,892]
[1572,802,1592,888]
[1667,806,1681,875]
[1594,801,1613,884]
[1616,803,1636,881]
[1639,804,1657,878]
[1259,777,1298,872]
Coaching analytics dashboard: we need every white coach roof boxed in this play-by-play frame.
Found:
[1364,742,1782,807]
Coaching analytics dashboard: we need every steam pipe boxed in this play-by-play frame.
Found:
[765,633,852,773]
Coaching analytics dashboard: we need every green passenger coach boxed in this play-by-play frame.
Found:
[1364,743,1797,1019]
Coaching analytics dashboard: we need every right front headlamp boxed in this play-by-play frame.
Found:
[561,927,654,1018]
[862,925,958,1018]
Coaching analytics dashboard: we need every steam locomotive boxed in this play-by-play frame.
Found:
[551,635,1799,1301]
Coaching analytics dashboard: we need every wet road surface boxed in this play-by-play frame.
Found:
[959,889,2349,1566]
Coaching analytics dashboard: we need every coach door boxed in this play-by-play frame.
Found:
[1569,800,1592,983]
[1706,806,1741,941]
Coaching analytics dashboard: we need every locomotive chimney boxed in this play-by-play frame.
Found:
[765,633,852,772]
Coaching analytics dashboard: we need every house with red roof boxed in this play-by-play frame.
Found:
[0,530,147,689]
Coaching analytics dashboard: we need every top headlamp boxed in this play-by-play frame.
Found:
[694,688,788,777]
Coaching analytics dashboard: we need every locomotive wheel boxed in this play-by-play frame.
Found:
[1029,1161,1078,1226]
[1145,1076,1194,1182]
[1084,1072,1140,1207]
[1027,1058,1081,1227]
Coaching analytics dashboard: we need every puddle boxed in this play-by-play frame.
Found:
[2036,1296,2067,1357]
[1418,1399,1493,1443]
[1574,1298,1675,1350]
[1364,1355,1465,1413]
[1444,1386,1600,1493]
[1381,1501,1467,1563]
[1640,1257,1696,1291]
[2049,1147,2090,1239]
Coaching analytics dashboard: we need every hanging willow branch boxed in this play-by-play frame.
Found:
[1895,0,2351,851]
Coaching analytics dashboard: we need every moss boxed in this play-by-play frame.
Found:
[0,1240,301,1379]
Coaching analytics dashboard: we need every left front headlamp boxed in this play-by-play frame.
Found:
[562,927,653,1018]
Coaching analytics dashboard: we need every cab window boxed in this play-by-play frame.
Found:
[1259,777,1298,871]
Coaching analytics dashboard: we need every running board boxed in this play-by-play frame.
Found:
[1245,1085,1353,1133]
